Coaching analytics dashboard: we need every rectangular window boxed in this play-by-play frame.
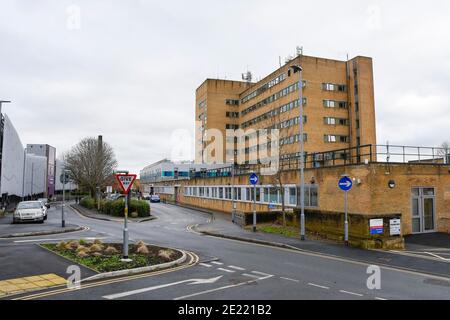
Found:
[289,187,297,205]
[218,187,223,199]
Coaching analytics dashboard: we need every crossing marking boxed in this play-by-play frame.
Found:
[228,266,245,271]
[217,268,235,273]
[308,283,330,290]
[339,290,364,297]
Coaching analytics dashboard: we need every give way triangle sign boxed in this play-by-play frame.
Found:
[115,174,137,194]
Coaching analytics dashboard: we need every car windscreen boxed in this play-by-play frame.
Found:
[17,202,42,209]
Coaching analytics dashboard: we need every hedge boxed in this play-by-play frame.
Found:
[80,196,150,218]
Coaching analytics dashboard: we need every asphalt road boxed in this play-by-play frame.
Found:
[1,202,449,300]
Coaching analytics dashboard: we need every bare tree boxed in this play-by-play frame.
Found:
[65,137,118,197]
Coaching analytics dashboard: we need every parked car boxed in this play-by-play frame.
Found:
[13,201,46,224]
[37,199,48,220]
[38,198,50,209]
[150,194,161,203]
[106,193,125,201]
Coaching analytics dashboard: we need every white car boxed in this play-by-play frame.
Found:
[13,201,46,224]
[37,199,48,220]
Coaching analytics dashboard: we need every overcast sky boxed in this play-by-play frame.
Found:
[1,0,449,174]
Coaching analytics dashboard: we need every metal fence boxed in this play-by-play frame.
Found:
[192,144,450,179]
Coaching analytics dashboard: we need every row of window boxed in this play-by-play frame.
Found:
[324,134,349,143]
[241,73,288,104]
[323,100,348,109]
[324,117,349,126]
[280,133,308,146]
[322,83,347,92]
[241,82,302,116]
[241,98,306,129]
[226,111,239,118]
[225,99,240,106]
[226,124,240,130]
[198,100,206,109]
[184,185,318,207]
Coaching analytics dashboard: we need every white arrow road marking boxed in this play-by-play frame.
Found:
[211,261,223,265]
[174,274,274,300]
[103,276,223,300]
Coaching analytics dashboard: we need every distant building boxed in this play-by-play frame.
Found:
[0,114,25,200]
[27,144,56,198]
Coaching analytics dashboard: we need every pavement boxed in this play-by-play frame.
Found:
[1,202,449,300]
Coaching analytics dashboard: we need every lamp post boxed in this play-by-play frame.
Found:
[290,65,306,241]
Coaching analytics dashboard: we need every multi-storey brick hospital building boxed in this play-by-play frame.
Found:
[143,54,450,240]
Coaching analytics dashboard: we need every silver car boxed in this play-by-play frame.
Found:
[13,201,46,224]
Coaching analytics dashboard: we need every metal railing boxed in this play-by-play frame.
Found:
[193,144,450,179]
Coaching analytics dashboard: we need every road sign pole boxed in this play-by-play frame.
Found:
[253,184,256,232]
[344,190,349,246]
[62,167,66,228]
[123,192,129,260]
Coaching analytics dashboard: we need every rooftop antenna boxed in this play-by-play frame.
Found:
[242,70,253,83]
[296,46,303,56]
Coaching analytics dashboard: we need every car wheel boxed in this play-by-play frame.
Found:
[44,215,48,221]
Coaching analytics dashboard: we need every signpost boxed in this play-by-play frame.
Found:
[370,218,384,235]
[115,173,137,261]
[338,175,353,246]
[249,173,259,232]
[390,218,401,236]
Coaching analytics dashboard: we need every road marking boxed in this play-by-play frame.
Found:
[251,271,272,277]
[211,261,223,266]
[281,277,300,283]
[174,274,274,300]
[242,273,261,279]
[217,268,235,273]
[228,266,245,271]
[199,263,212,268]
[103,276,223,300]
[308,283,330,290]
[339,290,364,297]
[14,236,105,243]
[375,297,388,300]
[423,252,450,262]
[13,252,199,300]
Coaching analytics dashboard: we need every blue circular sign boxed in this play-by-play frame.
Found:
[249,173,259,185]
[338,176,353,191]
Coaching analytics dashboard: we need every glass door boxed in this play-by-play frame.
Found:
[411,188,436,233]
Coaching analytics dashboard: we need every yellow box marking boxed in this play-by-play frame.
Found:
[7,278,29,285]
[0,274,66,295]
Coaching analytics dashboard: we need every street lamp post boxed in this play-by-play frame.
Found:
[290,65,306,241]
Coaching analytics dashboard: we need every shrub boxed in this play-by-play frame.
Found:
[76,245,87,252]
[79,239,88,246]
[130,199,150,217]
[105,246,118,255]
[136,245,149,255]
[67,241,79,250]
[56,241,67,251]
[80,197,95,210]
[135,240,146,247]
[158,249,175,260]
[92,252,103,257]
[131,212,139,218]
[89,244,103,253]
[93,239,103,245]
[77,251,89,259]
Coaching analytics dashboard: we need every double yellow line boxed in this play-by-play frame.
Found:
[13,251,199,300]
